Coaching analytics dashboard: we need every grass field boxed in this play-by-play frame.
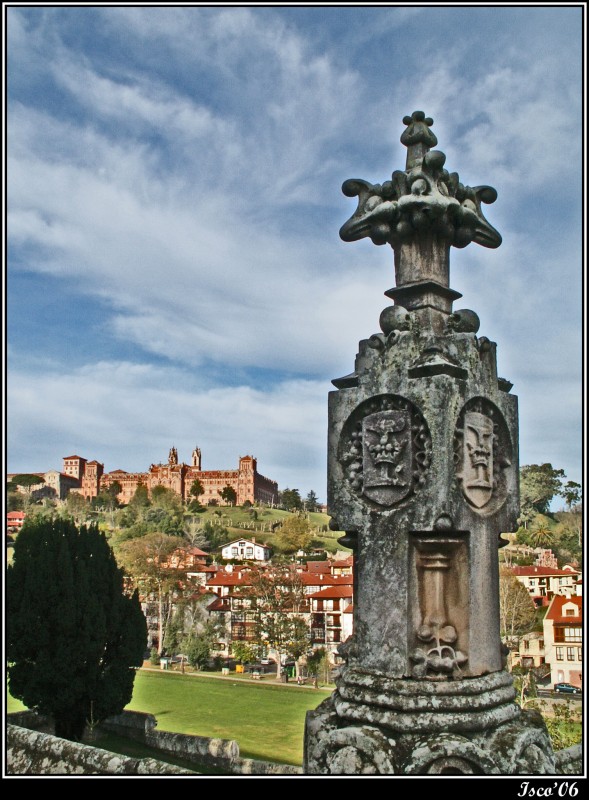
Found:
[189,507,348,554]
[8,669,332,767]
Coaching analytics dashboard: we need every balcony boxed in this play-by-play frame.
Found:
[311,628,325,643]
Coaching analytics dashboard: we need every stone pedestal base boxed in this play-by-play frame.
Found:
[304,669,561,775]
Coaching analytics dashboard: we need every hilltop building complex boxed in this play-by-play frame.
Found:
[11,447,279,507]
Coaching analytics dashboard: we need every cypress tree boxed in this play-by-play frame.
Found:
[7,517,147,741]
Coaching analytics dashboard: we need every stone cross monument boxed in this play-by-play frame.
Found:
[303,112,572,775]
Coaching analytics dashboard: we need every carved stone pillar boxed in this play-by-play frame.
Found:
[303,111,575,776]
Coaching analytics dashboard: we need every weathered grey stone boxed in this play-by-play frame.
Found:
[304,111,572,776]
[9,711,301,776]
[6,724,194,775]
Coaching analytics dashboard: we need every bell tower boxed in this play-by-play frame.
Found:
[191,446,202,469]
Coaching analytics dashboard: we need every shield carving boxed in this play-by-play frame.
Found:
[362,409,411,506]
[463,411,494,508]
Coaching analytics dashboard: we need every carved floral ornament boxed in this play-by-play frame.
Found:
[339,395,431,508]
[454,397,512,514]
[339,111,501,252]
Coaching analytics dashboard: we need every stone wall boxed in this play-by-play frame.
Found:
[102,710,302,775]
[6,724,194,775]
[8,710,302,776]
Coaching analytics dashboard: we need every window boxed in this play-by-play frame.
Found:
[578,649,583,662]
[523,640,529,650]
[556,647,564,662]
[231,547,238,556]
[539,639,544,649]
[566,648,575,661]
[564,627,581,642]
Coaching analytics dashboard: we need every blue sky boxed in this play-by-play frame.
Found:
[6,4,584,506]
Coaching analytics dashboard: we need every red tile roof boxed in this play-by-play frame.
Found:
[343,603,354,614]
[206,573,247,586]
[7,511,25,520]
[545,595,582,623]
[306,561,332,573]
[299,573,338,585]
[511,566,579,577]
[309,586,353,599]
[187,546,209,557]
[206,596,231,611]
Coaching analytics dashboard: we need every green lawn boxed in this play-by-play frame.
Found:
[126,670,330,765]
[8,669,331,767]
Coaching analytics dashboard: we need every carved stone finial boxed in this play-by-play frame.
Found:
[339,113,502,290]
[401,111,438,170]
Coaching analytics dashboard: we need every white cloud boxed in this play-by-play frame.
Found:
[8,359,330,498]
[7,6,583,494]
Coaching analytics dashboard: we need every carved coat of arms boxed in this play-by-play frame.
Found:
[362,409,411,506]
[462,411,494,508]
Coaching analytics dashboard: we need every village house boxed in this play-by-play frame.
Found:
[6,510,26,532]
[309,585,354,660]
[220,538,271,562]
[509,632,547,671]
[543,594,582,689]
[510,565,581,607]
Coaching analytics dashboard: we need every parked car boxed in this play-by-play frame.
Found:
[553,682,580,694]
[260,658,275,665]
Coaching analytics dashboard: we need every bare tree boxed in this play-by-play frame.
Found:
[499,567,537,649]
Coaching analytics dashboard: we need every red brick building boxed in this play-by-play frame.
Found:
[65,446,278,506]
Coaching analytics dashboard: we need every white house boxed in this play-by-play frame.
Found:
[510,565,580,607]
[220,538,271,562]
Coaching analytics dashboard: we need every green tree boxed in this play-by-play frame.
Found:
[6,517,146,742]
[562,481,581,511]
[304,490,320,512]
[307,647,330,686]
[541,698,582,750]
[219,485,237,506]
[231,641,258,664]
[7,490,25,512]
[276,515,313,553]
[64,492,90,524]
[184,633,213,670]
[128,482,150,509]
[280,488,303,512]
[189,479,205,502]
[143,506,183,535]
[115,533,187,654]
[106,480,123,500]
[10,474,46,492]
[151,485,184,514]
[201,520,232,549]
[528,518,554,549]
[519,464,566,523]
[92,490,118,513]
